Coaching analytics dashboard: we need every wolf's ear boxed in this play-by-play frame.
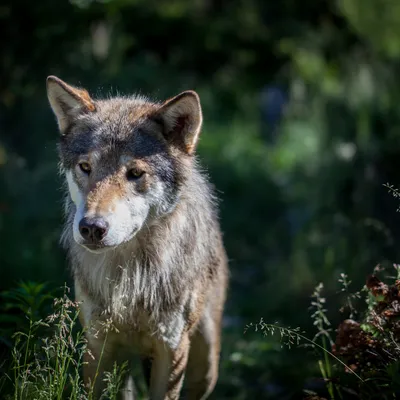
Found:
[154,91,203,154]
[46,76,95,133]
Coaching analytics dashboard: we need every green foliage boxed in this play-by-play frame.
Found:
[101,361,130,400]
[248,266,400,399]
[0,281,54,356]
[2,286,87,399]
[1,281,53,321]
[0,284,135,400]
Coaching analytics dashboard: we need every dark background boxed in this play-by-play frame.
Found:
[1,0,400,398]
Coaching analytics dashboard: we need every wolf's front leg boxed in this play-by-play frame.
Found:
[149,334,190,400]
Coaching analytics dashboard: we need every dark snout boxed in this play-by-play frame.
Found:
[79,217,109,243]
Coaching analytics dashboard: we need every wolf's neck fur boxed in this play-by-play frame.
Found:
[62,169,216,323]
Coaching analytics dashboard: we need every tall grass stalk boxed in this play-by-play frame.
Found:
[245,319,363,384]
[87,328,110,400]
[1,284,127,400]
[310,283,337,399]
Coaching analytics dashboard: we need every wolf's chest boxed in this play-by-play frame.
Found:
[75,280,186,352]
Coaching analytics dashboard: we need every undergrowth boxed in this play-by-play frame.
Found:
[0,284,130,400]
[3,263,400,399]
[247,265,400,399]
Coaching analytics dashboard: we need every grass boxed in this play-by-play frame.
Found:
[245,264,400,400]
[0,284,134,400]
[3,265,400,399]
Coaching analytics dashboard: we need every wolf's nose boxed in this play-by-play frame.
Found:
[79,217,109,242]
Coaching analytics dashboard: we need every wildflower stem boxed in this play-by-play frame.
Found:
[256,322,364,382]
[88,329,109,400]
[321,335,335,400]
[19,319,33,400]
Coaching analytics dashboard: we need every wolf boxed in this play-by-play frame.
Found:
[46,76,228,400]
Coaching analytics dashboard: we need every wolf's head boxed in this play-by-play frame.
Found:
[47,76,202,253]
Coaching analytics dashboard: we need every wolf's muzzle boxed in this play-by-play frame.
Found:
[79,216,109,243]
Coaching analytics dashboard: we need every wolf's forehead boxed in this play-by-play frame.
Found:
[95,97,158,125]
[69,97,150,133]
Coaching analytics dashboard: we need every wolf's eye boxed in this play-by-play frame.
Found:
[79,162,91,174]
[127,169,144,181]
